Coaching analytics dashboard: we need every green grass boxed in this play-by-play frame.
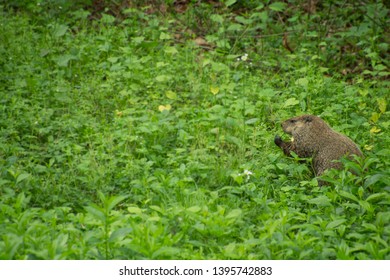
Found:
[0,1,389,260]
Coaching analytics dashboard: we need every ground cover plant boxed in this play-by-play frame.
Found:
[0,0,389,260]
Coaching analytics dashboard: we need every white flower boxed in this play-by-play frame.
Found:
[239,169,253,182]
[241,53,248,61]
[237,53,249,62]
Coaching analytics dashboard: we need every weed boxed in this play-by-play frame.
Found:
[0,1,389,260]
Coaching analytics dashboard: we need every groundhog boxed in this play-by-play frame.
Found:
[274,114,363,180]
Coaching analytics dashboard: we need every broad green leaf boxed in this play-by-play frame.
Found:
[210,86,220,95]
[106,195,128,212]
[223,243,236,256]
[3,235,23,259]
[152,246,181,258]
[225,0,237,7]
[155,75,170,82]
[226,209,242,219]
[202,58,211,67]
[326,219,347,229]
[235,16,253,25]
[371,236,388,248]
[370,126,381,134]
[210,14,224,24]
[377,98,387,113]
[346,233,364,240]
[359,200,374,213]
[132,36,144,44]
[295,77,309,87]
[210,127,220,134]
[269,2,287,12]
[53,234,68,248]
[100,14,115,24]
[159,32,171,40]
[109,228,133,242]
[374,64,387,71]
[227,23,243,32]
[158,104,171,112]
[338,190,359,203]
[216,38,231,49]
[55,55,76,67]
[258,88,276,98]
[164,46,178,55]
[98,191,106,204]
[255,3,265,10]
[226,135,242,146]
[127,207,143,214]
[15,192,27,209]
[150,205,164,214]
[165,91,177,100]
[156,62,168,68]
[307,195,331,206]
[362,222,377,232]
[85,204,106,223]
[211,62,229,72]
[366,193,388,202]
[147,216,161,222]
[281,186,296,192]
[245,118,259,125]
[283,97,299,107]
[107,57,119,63]
[232,174,243,185]
[186,206,201,213]
[53,24,68,37]
[244,239,262,245]
[376,212,390,226]
[16,173,30,184]
[370,112,380,123]
[378,71,390,77]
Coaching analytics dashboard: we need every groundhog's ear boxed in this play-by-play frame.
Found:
[303,116,313,123]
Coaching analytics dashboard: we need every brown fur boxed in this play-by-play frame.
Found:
[274,114,362,178]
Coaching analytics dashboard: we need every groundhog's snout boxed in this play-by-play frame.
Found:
[281,122,290,134]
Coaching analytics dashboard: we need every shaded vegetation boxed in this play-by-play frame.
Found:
[0,0,389,259]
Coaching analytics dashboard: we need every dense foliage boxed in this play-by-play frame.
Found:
[0,0,389,259]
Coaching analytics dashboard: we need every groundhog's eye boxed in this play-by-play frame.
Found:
[290,120,296,124]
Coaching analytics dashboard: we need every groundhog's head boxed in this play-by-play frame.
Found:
[281,115,321,135]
